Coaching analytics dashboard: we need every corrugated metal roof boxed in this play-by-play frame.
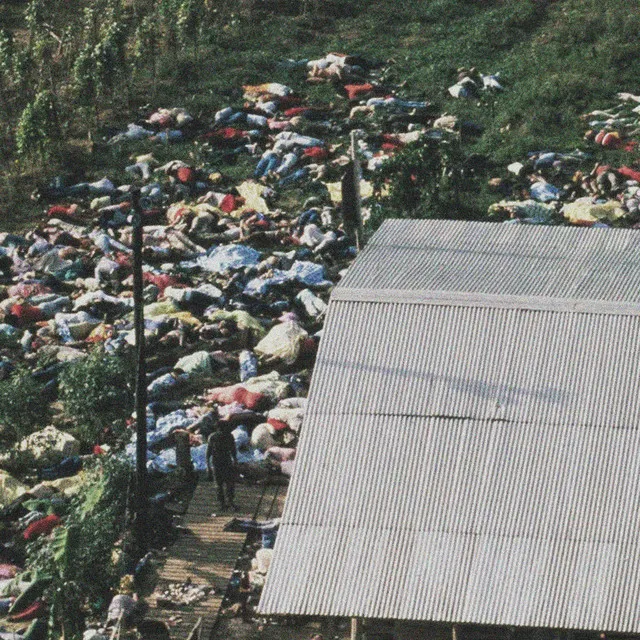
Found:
[262,418,640,629]
[306,301,640,428]
[259,220,640,632]
[339,219,640,303]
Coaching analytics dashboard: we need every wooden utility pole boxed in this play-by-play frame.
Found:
[350,618,361,640]
[341,130,363,251]
[132,188,148,554]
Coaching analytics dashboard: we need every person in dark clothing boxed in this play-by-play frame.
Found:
[206,425,237,510]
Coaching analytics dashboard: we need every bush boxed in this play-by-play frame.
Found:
[370,134,474,230]
[26,457,132,636]
[58,348,134,445]
[0,366,49,442]
[15,90,60,160]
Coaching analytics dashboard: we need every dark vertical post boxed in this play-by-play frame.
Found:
[132,188,148,554]
[341,130,363,251]
[350,618,361,640]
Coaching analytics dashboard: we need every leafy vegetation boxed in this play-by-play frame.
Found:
[1,0,640,227]
[0,366,49,442]
[25,457,132,638]
[371,132,481,228]
[58,348,134,446]
[15,90,60,159]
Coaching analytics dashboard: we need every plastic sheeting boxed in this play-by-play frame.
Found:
[244,261,331,296]
[197,244,261,274]
[255,322,309,365]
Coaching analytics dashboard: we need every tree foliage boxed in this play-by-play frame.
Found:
[58,348,134,445]
[25,457,132,639]
[370,133,473,229]
[0,366,49,442]
[15,90,60,159]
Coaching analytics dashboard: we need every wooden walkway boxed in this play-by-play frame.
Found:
[144,478,286,640]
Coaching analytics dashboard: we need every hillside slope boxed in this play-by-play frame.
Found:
[1,0,640,225]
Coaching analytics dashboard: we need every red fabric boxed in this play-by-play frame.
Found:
[142,272,183,295]
[220,193,240,213]
[201,128,248,146]
[303,146,329,161]
[8,600,46,622]
[232,387,265,410]
[23,515,62,541]
[46,205,75,218]
[176,167,196,184]
[618,166,640,182]
[344,83,374,100]
[206,385,265,410]
[218,127,246,139]
[10,304,45,327]
[267,418,288,432]
[382,134,404,151]
[284,107,310,117]
[93,445,106,455]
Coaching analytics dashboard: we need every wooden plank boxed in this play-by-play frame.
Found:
[143,478,286,640]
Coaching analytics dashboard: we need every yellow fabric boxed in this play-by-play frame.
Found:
[206,309,265,339]
[0,471,27,507]
[236,181,270,214]
[563,198,626,225]
[324,179,379,205]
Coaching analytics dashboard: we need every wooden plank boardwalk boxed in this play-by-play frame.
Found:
[144,477,286,640]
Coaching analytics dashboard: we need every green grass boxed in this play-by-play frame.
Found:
[2,0,640,228]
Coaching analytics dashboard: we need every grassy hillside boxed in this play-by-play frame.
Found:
[2,0,640,226]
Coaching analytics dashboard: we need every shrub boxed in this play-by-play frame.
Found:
[0,366,49,442]
[26,457,132,636]
[58,348,134,446]
[15,90,60,160]
[370,134,474,230]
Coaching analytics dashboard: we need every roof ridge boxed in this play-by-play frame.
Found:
[331,286,640,316]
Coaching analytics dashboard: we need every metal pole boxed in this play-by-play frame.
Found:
[132,188,148,554]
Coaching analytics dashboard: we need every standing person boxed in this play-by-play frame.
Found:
[206,425,238,510]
